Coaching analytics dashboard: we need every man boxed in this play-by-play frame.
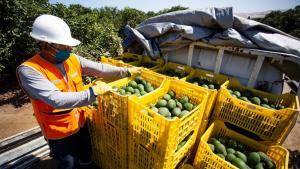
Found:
[16,14,141,169]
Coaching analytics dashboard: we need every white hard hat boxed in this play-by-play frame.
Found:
[30,14,80,46]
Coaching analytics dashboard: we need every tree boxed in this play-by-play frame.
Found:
[0,0,50,74]
[117,7,149,35]
[256,5,300,38]
[157,5,188,15]
[0,2,192,77]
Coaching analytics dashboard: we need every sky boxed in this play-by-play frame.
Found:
[48,0,299,13]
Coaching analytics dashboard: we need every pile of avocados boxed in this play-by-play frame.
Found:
[149,90,197,119]
[227,89,285,110]
[158,68,188,78]
[208,137,276,169]
[116,76,155,96]
[187,77,220,90]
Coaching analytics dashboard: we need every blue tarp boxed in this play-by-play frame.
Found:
[123,7,300,61]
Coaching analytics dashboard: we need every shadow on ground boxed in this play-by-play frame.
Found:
[0,76,29,107]
[289,149,300,169]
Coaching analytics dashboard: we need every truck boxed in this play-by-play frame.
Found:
[0,7,299,169]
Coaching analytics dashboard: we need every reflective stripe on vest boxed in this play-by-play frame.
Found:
[20,53,85,140]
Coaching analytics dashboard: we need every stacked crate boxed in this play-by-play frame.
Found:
[212,79,299,144]
[128,79,209,169]
[193,120,289,169]
[96,70,167,169]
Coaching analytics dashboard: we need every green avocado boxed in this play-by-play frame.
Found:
[126,86,134,93]
[201,84,209,88]
[226,153,236,162]
[156,99,167,108]
[168,90,175,99]
[128,80,138,88]
[151,107,158,113]
[145,86,154,93]
[261,104,271,109]
[248,152,261,167]
[140,91,147,96]
[255,163,264,169]
[233,91,241,97]
[167,99,176,110]
[236,151,247,163]
[179,96,189,104]
[163,94,171,100]
[208,84,215,89]
[232,158,249,169]
[172,107,182,117]
[215,142,227,156]
[137,84,145,92]
[251,97,261,105]
[119,89,126,95]
[158,107,171,117]
[183,102,194,111]
[226,148,236,154]
[178,110,189,118]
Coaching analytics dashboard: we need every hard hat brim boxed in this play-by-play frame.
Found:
[30,32,81,47]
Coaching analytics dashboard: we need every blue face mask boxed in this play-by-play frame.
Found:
[54,50,71,63]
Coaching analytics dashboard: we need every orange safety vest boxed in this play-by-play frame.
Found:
[18,53,86,140]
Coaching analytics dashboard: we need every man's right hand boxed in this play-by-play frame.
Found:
[91,82,112,96]
[128,67,142,75]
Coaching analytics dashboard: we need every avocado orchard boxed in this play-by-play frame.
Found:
[0,0,185,77]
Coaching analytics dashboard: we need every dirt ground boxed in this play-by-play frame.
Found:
[282,113,300,151]
[0,103,37,140]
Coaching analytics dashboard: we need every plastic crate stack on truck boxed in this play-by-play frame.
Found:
[87,7,300,169]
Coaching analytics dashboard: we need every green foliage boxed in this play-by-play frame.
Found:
[157,5,188,15]
[256,5,300,38]
[0,1,188,76]
[0,0,49,73]
[117,7,149,35]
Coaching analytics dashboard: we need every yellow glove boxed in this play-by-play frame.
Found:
[91,82,112,96]
[128,67,142,76]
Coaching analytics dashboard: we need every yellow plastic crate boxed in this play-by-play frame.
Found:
[184,69,229,163]
[153,62,194,80]
[212,79,299,143]
[100,147,127,169]
[102,53,142,66]
[185,69,229,136]
[90,101,128,169]
[101,54,165,70]
[131,55,165,70]
[100,55,134,68]
[193,120,289,169]
[119,53,143,65]
[84,106,103,168]
[99,69,167,129]
[96,70,167,169]
[128,79,209,169]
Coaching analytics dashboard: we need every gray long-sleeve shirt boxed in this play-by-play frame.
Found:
[17,54,129,109]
